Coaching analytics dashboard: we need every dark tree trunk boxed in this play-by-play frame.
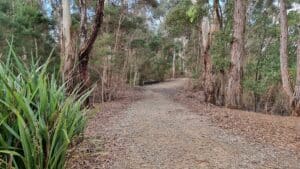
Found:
[77,0,105,105]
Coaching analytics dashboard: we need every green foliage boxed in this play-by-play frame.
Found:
[241,1,297,114]
[140,54,170,83]
[0,45,88,169]
[122,15,147,33]
[148,35,162,52]
[211,32,231,72]
[128,35,170,83]
[131,39,146,48]
[186,6,199,23]
[186,1,207,23]
[243,51,281,97]
[210,1,233,73]
[165,0,193,36]
[105,4,121,16]
[0,0,56,63]
[288,11,300,26]
[242,1,298,103]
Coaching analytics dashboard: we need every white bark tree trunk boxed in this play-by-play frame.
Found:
[133,68,138,86]
[79,0,88,47]
[172,49,176,79]
[61,0,74,90]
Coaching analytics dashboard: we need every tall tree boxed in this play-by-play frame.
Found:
[279,0,293,99]
[77,0,105,102]
[201,16,214,103]
[61,0,74,91]
[58,0,105,104]
[292,37,300,116]
[172,47,176,78]
[203,0,222,103]
[79,0,88,48]
[278,0,300,116]
[225,0,246,108]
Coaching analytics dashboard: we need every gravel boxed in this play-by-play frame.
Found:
[68,79,300,169]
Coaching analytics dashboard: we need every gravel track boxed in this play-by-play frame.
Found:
[92,79,300,169]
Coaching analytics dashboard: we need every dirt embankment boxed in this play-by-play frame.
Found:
[174,87,300,152]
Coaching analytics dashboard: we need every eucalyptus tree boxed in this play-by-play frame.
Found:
[279,0,300,116]
[187,0,222,103]
[61,0,73,90]
[279,0,293,101]
[56,0,105,105]
[202,0,222,104]
[225,0,247,108]
[294,35,300,116]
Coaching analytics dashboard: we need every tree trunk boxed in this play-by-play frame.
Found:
[133,67,138,86]
[212,0,222,32]
[50,0,62,55]
[201,17,215,103]
[279,0,293,99]
[203,0,222,104]
[291,38,300,116]
[77,0,105,105]
[61,0,74,91]
[225,0,246,108]
[197,23,203,75]
[79,0,88,47]
[129,47,133,87]
[101,63,107,102]
[212,0,225,105]
[172,48,176,79]
[279,0,300,116]
[113,15,124,53]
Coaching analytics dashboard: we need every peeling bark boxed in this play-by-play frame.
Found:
[201,0,222,104]
[201,16,214,103]
[212,0,222,32]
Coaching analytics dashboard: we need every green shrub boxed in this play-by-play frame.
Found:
[0,44,89,169]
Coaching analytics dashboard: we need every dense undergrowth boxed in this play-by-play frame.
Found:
[0,45,89,169]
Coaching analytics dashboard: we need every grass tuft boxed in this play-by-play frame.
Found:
[0,45,89,169]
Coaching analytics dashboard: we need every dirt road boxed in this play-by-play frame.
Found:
[68,79,299,169]
[100,79,299,169]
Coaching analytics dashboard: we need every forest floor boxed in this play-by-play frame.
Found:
[67,78,300,169]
